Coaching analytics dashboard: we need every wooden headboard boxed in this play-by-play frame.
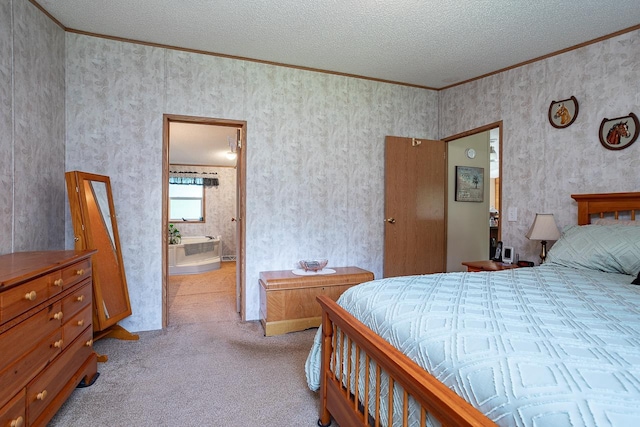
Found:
[571,192,640,225]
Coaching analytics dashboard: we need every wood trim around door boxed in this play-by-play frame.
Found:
[162,114,247,327]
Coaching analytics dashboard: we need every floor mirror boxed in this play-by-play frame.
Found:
[66,171,137,342]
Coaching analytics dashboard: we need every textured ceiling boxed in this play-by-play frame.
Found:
[169,123,238,168]
[37,0,640,89]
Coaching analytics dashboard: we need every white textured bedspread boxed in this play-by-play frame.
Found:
[305,265,640,426]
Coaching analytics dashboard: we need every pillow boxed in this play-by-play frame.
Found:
[592,218,639,226]
[545,224,640,276]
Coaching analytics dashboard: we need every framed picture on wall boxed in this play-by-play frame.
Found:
[455,166,484,202]
[548,96,579,128]
[599,112,639,150]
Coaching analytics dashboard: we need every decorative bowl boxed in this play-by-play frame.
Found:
[299,259,328,272]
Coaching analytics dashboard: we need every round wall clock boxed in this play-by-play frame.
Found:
[465,148,476,159]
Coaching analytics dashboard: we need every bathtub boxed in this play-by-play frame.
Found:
[168,236,221,275]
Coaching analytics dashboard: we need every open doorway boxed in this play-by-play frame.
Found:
[443,122,502,271]
[162,114,246,327]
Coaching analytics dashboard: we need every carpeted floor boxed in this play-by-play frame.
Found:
[49,262,323,426]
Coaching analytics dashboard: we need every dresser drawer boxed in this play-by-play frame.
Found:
[0,329,62,406]
[0,302,61,374]
[61,281,91,321]
[60,260,92,292]
[0,390,25,427]
[0,273,62,325]
[26,327,94,423]
[62,305,92,349]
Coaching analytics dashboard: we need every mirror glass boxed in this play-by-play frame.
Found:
[90,180,116,247]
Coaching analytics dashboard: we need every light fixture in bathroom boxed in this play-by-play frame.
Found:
[226,136,237,160]
[490,145,498,162]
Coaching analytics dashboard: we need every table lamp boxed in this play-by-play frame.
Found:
[525,213,561,264]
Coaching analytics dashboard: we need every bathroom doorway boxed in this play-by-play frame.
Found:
[162,114,246,327]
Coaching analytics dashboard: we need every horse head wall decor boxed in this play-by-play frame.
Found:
[548,96,579,129]
[599,112,639,150]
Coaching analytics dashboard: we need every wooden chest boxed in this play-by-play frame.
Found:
[0,250,98,427]
[259,266,374,336]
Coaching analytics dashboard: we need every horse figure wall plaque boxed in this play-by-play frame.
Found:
[548,96,579,128]
[599,112,639,150]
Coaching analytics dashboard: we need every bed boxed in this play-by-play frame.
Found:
[305,192,640,427]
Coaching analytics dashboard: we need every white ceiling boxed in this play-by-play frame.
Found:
[35,1,640,165]
[38,0,640,89]
[169,122,238,167]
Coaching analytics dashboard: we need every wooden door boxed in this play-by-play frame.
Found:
[384,137,446,277]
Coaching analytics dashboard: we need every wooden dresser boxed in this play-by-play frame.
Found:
[0,250,98,427]
[259,267,374,336]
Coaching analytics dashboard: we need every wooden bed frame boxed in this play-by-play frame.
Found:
[316,192,640,427]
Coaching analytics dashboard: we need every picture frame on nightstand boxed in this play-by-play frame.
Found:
[502,246,514,264]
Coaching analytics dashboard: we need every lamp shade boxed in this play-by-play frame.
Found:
[525,213,561,241]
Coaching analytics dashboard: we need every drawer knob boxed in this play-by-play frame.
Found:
[54,278,63,287]
[53,339,63,348]
[85,339,94,347]
[24,291,37,301]
[76,268,84,275]
[78,319,85,327]
[37,390,48,401]
[54,311,64,320]
[11,416,24,427]
[76,295,84,302]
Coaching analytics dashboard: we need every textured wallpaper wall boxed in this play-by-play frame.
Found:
[439,28,640,264]
[65,34,439,330]
[13,0,639,332]
[0,0,65,255]
[0,1,11,253]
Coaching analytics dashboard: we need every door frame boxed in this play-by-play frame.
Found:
[443,121,503,243]
[161,114,247,327]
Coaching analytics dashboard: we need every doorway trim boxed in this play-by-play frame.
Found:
[443,121,503,242]
[162,114,247,327]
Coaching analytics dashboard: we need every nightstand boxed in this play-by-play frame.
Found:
[461,260,519,272]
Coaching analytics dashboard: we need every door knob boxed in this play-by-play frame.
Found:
[384,218,396,224]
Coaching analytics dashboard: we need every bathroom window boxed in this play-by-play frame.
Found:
[169,184,205,222]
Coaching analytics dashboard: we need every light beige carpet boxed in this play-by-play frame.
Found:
[49,262,323,426]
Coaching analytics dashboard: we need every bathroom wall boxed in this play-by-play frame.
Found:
[169,165,237,259]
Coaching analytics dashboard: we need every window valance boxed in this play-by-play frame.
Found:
[169,170,219,187]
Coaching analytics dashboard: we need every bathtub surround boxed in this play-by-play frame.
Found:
[3,0,638,332]
[168,236,222,275]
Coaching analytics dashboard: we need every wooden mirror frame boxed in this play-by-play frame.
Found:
[66,171,133,337]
